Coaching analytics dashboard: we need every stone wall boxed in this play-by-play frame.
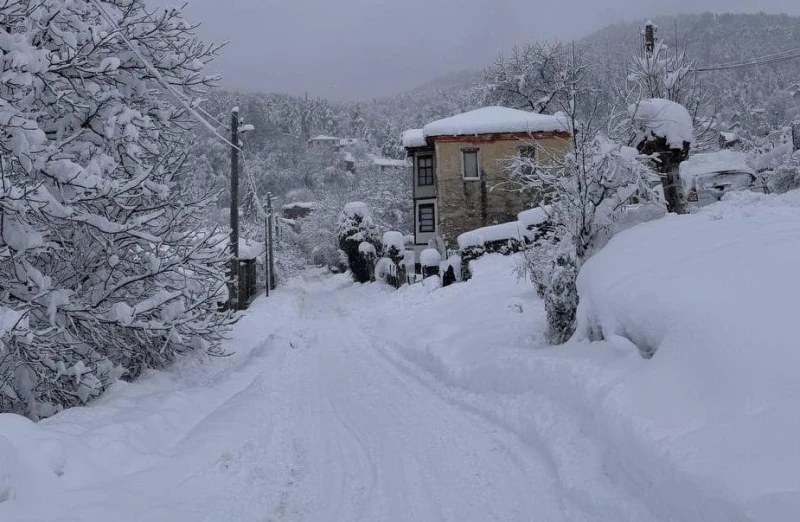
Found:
[434,135,569,247]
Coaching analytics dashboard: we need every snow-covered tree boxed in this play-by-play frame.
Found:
[622,24,714,149]
[0,0,232,418]
[510,126,660,343]
[337,202,380,283]
[480,43,578,114]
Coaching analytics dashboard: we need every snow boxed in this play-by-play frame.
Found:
[422,106,570,138]
[401,128,426,148]
[308,134,338,142]
[357,241,376,255]
[2,192,799,521]
[369,154,409,168]
[382,231,405,252]
[420,247,441,267]
[342,201,370,218]
[680,150,753,179]
[517,205,551,229]
[457,221,523,249]
[576,189,800,519]
[628,98,693,148]
[281,201,316,210]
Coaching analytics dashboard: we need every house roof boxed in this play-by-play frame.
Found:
[401,128,427,148]
[308,135,339,143]
[369,154,409,168]
[421,107,570,139]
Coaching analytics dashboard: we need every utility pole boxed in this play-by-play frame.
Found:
[229,107,240,310]
[267,192,275,291]
[264,199,271,297]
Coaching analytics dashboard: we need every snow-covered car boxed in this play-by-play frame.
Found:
[680,150,756,208]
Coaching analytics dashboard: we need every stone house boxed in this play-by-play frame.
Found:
[402,107,570,253]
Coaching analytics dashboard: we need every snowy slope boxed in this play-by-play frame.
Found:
[574,190,800,520]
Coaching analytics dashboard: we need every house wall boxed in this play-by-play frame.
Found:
[433,135,569,246]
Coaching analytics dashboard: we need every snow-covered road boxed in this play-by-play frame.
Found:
[3,268,658,521]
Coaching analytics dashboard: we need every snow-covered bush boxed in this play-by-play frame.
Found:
[377,231,406,288]
[420,248,441,278]
[337,203,380,283]
[0,0,232,418]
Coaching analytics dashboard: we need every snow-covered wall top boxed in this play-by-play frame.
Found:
[422,107,570,138]
[457,221,524,249]
[402,128,426,148]
[628,98,693,149]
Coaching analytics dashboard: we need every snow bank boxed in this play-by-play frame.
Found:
[575,190,800,518]
[401,128,426,148]
[629,98,693,148]
[423,107,569,138]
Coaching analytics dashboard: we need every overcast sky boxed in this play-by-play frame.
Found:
[158,0,800,101]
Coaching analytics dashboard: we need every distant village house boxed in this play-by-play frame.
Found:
[402,106,570,254]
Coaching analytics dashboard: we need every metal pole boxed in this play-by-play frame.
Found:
[229,107,240,310]
[264,203,270,297]
[267,192,276,291]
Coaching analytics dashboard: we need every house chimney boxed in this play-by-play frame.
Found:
[644,21,656,57]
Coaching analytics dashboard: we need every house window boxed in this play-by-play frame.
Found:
[417,155,434,186]
[462,149,479,179]
[418,203,435,233]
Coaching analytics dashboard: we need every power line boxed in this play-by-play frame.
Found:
[87,0,240,151]
[695,46,800,72]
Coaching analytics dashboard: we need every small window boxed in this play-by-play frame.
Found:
[418,203,435,233]
[417,155,434,186]
[462,149,479,179]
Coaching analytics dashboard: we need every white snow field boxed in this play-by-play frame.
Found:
[2,190,799,521]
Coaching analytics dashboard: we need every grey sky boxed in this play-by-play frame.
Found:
[160,0,800,100]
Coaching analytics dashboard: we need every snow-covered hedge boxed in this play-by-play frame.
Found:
[457,207,554,280]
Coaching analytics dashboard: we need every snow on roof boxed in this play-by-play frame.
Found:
[282,201,316,210]
[402,128,427,148]
[339,138,361,147]
[369,154,409,168]
[628,98,693,149]
[308,135,339,142]
[422,107,570,139]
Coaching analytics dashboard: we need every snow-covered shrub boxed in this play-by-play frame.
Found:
[767,149,800,194]
[420,248,442,278]
[337,203,380,283]
[0,0,233,418]
[378,231,406,288]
